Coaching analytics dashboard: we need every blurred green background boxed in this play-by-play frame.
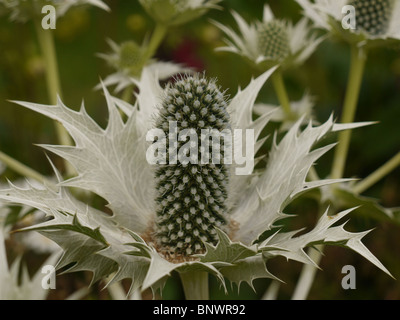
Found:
[0,0,399,300]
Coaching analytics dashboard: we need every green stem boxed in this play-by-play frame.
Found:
[142,23,167,64]
[0,151,53,187]
[34,21,61,104]
[262,280,281,300]
[271,70,294,120]
[121,84,134,103]
[352,151,400,195]
[331,45,367,180]
[34,20,74,176]
[0,227,8,273]
[105,275,128,300]
[180,271,209,300]
[291,244,324,300]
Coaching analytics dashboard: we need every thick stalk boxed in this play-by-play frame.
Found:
[291,244,324,300]
[352,151,400,195]
[180,271,209,300]
[34,20,70,145]
[141,23,167,64]
[262,280,281,300]
[331,46,367,179]
[107,282,127,300]
[34,20,74,176]
[271,70,294,119]
[121,84,134,103]
[0,227,8,274]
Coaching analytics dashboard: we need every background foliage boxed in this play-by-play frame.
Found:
[0,0,399,299]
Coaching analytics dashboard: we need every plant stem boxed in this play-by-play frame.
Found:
[291,244,324,300]
[120,23,166,106]
[261,280,281,300]
[331,45,367,180]
[142,23,167,64]
[271,69,294,119]
[352,151,400,195]
[0,151,53,186]
[34,20,74,176]
[0,227,8,273]
[34,20,69,144]
[107,282,127,300]
[121,84,134,103]
[180,271,209,300]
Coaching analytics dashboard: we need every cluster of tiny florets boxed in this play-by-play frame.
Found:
[351,0,393,36]
[153,74,231,259]
[117,41,144,76]
[257,20,290,61]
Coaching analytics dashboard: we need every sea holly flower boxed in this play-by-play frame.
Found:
[295,0,400,47]
[96,39,190,93]
[139,0,221,27]
[213,4,324,69]
[0,67,391,297]
[0,0,109,22]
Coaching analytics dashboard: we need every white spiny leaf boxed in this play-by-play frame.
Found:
[228,67,277,130]
[0,223,61,300]
[232,116,365,245]
[260,207,393,277]
[12,87,155,234]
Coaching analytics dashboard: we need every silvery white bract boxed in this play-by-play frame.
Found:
[213,4,324,68]
[17,211,61,254]
[0,208,60,299]
[139,0,220,26]
[254,92,316,131]
[0,215,88,300]
[57,0,109,15]
[295,0,400,47]
[96,39,191,93]
[0,67,391,295]
[0,0,109,22]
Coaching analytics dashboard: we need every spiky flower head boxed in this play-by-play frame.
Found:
[295,0,400,47]
[139,0,220,26]
[153,75,230,259]
[0,67,392,295]
[351,0,394,36]
[101,40,146,79]
[0,0,109,22]
[213,4,324,69]
[257,20,291,62]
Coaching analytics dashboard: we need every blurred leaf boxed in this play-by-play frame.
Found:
[334,187,400,225]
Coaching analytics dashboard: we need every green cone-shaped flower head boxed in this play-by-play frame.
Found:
[117,41,145,77]
[257,20,290,61]
[351,0,394,36]
[295,0,400,47]
[153,74,231,260]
